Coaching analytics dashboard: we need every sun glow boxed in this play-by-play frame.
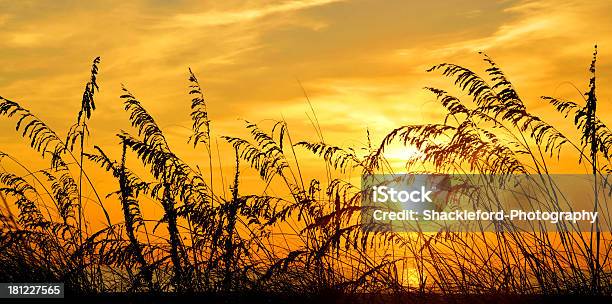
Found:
[383,145,424,171]
[402,267,423,287]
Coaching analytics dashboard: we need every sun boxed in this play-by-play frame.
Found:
[402,267,423,288]
[382,144,424,171]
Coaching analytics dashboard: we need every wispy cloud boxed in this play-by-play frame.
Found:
[434,0,609,56]
[161,0,344,28]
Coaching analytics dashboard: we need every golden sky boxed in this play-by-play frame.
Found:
[1,0,611,202]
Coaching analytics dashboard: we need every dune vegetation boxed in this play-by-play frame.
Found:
[0,47,610,301]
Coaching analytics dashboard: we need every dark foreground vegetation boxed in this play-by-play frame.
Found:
[57,292,612,304]
[0,47,610,302]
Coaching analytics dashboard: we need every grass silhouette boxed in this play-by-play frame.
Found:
[0,47,610,302]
